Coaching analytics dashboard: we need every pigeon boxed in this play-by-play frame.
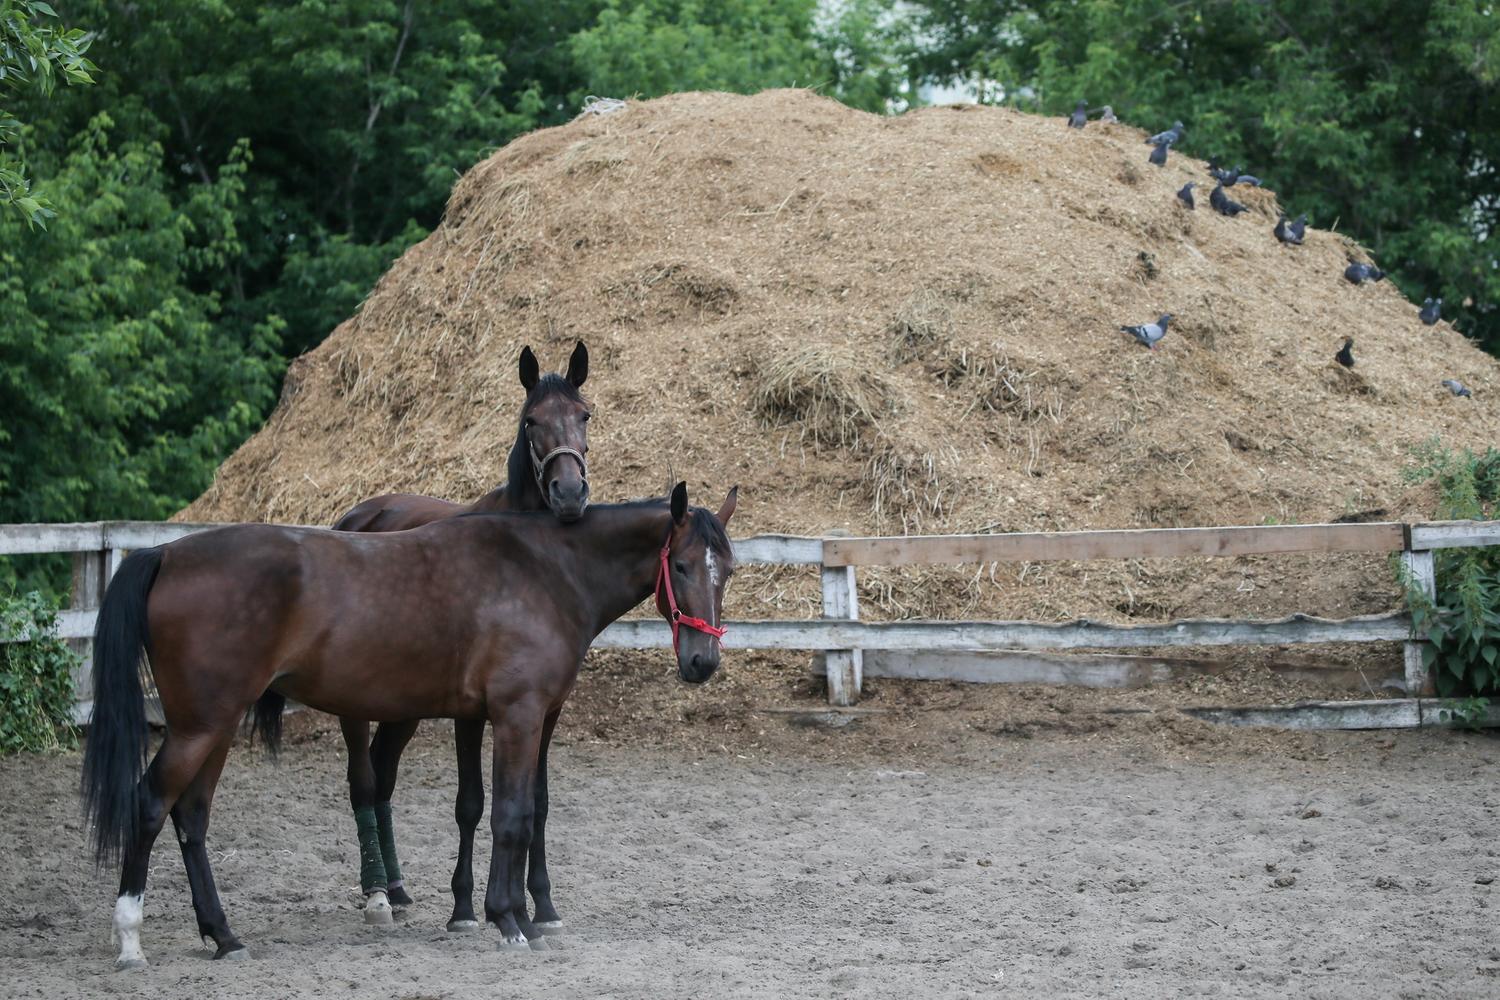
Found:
[1099,105,1119,123]
[1146,121,1185,145]
[1335,338,1355,368]
[1286,214,1307,242]
[1209,184,1248,216]
[1068,99,1088,128]
[1442,378,1472,398]
[1121,313,1172,350]
[1229,169,1262,187]
[1149,140,1169,166]
[1344,262,1386,284]
[1420,297,1443,325]
[1274,214,1304,245]
[1207,158,1236,183]
[1176,181,1196,209]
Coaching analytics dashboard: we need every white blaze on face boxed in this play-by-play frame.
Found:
[704,549,721,625]
[114,892,145,966]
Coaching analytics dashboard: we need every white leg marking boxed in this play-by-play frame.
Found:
[113,892,146,968]
[364,889,393,926]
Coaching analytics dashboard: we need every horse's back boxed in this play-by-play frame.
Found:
[333,493,472,532]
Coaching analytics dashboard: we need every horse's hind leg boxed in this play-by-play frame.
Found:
[338,717,391,925]
[370,719,420,906]
[446,718,486,932]
[527,708,564,933]
[170,733,246,960]
[113,731,220,970]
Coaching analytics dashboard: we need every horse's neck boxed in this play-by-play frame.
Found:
[569,506,671,638]
[497,428,546,511]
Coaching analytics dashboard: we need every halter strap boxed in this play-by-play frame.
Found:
[529,440,587,492]
[655,529,727,654]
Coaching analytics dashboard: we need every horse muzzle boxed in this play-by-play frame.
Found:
[547,479,590,522]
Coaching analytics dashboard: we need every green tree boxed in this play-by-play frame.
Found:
[0,113,278,546]
[0,0,96,227]
[570,0,901,112]
[904,0,1500,352]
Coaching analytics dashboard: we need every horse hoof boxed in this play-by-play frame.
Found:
[115,958,148,972]
[497,935,531,953]
[364,890,394,926]
[527,936,549,952]
[446,919,481,934]
[387,885,414,907]
[534,920,565,936]
[216,946,251,962]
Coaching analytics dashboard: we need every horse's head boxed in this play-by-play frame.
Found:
[656,482,738,684]
[518,342,591,522]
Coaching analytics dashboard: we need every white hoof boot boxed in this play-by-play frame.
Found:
[498,934,531,952]
[364,890,394,926]
[113,893,147,970]
[534,920,565,936]
[446,919,481,934]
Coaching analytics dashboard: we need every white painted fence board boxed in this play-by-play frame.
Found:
[731,535,822,565]
[1185,699,1423,730]
[824,522,1407,567]
[1401,549,1436,695]
[1409,521,1500,550]
[0,522,105,555]
[592,612,1410,651]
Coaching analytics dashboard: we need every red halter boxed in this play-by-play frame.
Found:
[655,533,727,654]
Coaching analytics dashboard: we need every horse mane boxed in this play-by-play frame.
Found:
[503,373,590,501]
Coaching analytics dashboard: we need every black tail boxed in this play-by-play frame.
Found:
[247,690,286,757]
[80,546,163,865]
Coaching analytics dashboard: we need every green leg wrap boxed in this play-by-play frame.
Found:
[374,801,403,887]
[354,805,388,895]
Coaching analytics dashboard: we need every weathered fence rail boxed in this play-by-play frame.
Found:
[5,519,1499,721]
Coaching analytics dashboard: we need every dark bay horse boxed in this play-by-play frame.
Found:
[82,483,736,967]
[332,341,590,928]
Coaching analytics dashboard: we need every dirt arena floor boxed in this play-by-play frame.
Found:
[3,667,1499,999]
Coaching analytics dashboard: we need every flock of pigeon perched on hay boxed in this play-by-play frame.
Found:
[1069,104,1471,399]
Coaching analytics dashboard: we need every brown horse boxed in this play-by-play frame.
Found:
[332,342,590,929]
[81,482,736,967]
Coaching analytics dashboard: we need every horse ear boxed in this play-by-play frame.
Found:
[566,341,588,388]
[670,481,688,525]
[519,346,539,392]
[715,485,738,527]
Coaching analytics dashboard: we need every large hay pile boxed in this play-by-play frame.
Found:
[186,89,1500,636]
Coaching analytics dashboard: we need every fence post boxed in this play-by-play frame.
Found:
[1401,548,1436,696]
[821,558,861,706]
[68,549,109,709]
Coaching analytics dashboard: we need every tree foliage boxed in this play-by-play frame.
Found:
[0,0,96,227]
[904,0,1500,352]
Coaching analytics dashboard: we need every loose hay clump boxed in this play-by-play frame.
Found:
[751,343,895,448]
[890,289,954,362]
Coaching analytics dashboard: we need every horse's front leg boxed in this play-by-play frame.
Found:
[528,708,564,933]
[484,700,544,950]
[369,719,421,906]
[446,718,486,932]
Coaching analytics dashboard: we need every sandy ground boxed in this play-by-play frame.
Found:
[3,695,1499,1000]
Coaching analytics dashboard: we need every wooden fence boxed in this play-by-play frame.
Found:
[4,519,1498,721]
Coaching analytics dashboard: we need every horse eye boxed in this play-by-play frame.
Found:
[674,561,687,574]
[524,417,536,427]
[582,412,591,422]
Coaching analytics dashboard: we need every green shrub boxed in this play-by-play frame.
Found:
[1401,440,1500,698]
[0,591,79,753]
